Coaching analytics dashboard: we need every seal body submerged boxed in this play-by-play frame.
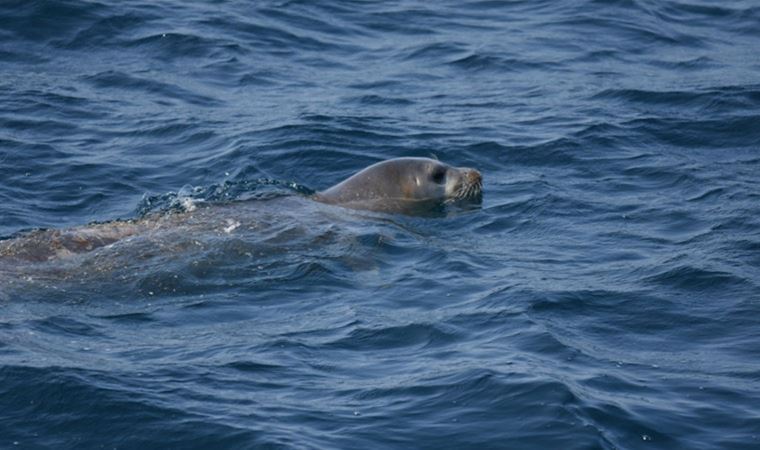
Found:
[0,158,483,264]
[313,157,482,214]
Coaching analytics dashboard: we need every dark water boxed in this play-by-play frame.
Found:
[2,0,760,448]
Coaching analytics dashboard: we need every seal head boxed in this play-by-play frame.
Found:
[313,157,482,214]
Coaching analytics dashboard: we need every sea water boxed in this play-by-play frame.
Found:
[1,1,759,448]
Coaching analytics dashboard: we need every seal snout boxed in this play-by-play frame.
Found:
[466,168,482,185]
[449,167,482,203]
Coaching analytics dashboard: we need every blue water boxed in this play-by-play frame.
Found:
[2,0,760,448]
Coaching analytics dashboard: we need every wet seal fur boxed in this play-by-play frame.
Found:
[313,157,483,214]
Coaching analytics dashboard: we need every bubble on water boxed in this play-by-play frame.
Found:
[180,197,196,212]
[223,219,240,234]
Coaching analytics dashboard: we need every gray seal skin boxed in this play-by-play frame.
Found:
[313,157,482,214]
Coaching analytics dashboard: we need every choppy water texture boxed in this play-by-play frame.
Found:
[2,0,760,448]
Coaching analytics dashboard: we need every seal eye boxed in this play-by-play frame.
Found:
[431,167,446,184]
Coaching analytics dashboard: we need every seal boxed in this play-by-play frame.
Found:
[0,158,483,264]
[313,157,482,214]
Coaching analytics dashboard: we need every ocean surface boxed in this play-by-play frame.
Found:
[1,0,760,448]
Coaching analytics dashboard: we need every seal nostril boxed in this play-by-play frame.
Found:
[468,170,482,183]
